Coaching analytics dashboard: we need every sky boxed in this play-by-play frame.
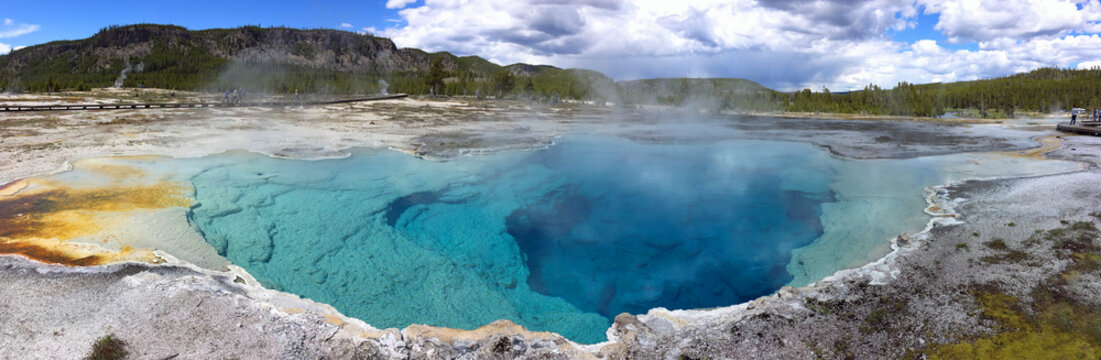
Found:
[4,0,1101,91]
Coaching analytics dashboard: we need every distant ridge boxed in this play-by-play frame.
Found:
[4,24,1101,117]
[0,24,612,98]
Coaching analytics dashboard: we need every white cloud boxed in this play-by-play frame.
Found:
[0,18,39,38]
[1078,60,1101,69]
[339,22,353,29]
[0,43,22,54]
[382,0,1101,91]
[384,0,911,60]
[921,0,1097,43]
[386,0,418,9]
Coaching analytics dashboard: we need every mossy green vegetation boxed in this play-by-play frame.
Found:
[85,334,128,360]
[924,220,1101,359]
[927,290,1101,360]
[804,297,844,316]
[979,238,1031,264]
[859,298,908,335]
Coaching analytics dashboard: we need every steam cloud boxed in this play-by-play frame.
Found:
[113,62,144,88]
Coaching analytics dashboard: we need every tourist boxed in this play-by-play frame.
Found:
[1071,107,1080,124]
[223,89,230,104]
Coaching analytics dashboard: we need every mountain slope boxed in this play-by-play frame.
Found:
[8,23,1089,117]
[0,24,601,96]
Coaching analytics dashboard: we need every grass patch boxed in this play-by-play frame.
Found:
[925,220,1101,359]
[1069,252,1101,273]
[1035,221,1100,254]
[85,334,128,360]
[979,238,1029,264]
[805,297,844,316]
[983,239,1008,250]
[974,292,1029,331]
[925,288,1101,360]
[956,243,969,251]
[859,298,909,335]
[981,250,1030,264]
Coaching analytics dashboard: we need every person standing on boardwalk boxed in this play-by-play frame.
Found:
[1071,107,1081,124]
[223,89,230,104]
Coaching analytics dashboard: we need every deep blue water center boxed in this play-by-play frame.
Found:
[186,137,836,343]
[504,140,831,317]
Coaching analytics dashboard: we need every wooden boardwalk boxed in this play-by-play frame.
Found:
[0,93,407,112]
[1057,121,1101,136]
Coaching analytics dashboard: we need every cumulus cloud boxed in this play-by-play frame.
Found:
[921,0,1094,43]
[0,18,39,38]
[1079,59,1101,69]
[383,0,1101,91]
[339,22,353,29]
[758,0,918,39]
[386,0,419,9]
[0,42,11,54]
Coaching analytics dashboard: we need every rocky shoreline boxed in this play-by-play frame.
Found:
[1,92,1099,359]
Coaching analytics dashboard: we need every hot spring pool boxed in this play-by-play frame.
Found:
[24,135,1075,344]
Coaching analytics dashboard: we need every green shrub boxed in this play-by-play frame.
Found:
[85,334,128,360]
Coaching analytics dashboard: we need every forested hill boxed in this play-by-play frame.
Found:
[617,78,777,109]
[2,24,1098,117]
[0,24,613,99]
[784,67,1101,117]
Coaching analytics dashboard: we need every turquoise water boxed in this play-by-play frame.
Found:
[180,135,1080,344]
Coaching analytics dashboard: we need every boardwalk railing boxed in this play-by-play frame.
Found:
[0,94,407,112]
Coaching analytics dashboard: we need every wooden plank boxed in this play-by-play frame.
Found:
[1057,122,1101,136]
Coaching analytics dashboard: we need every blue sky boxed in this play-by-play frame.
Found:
[887,11,978,52]
[0,0,403,46]
[3,0,1101,91]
